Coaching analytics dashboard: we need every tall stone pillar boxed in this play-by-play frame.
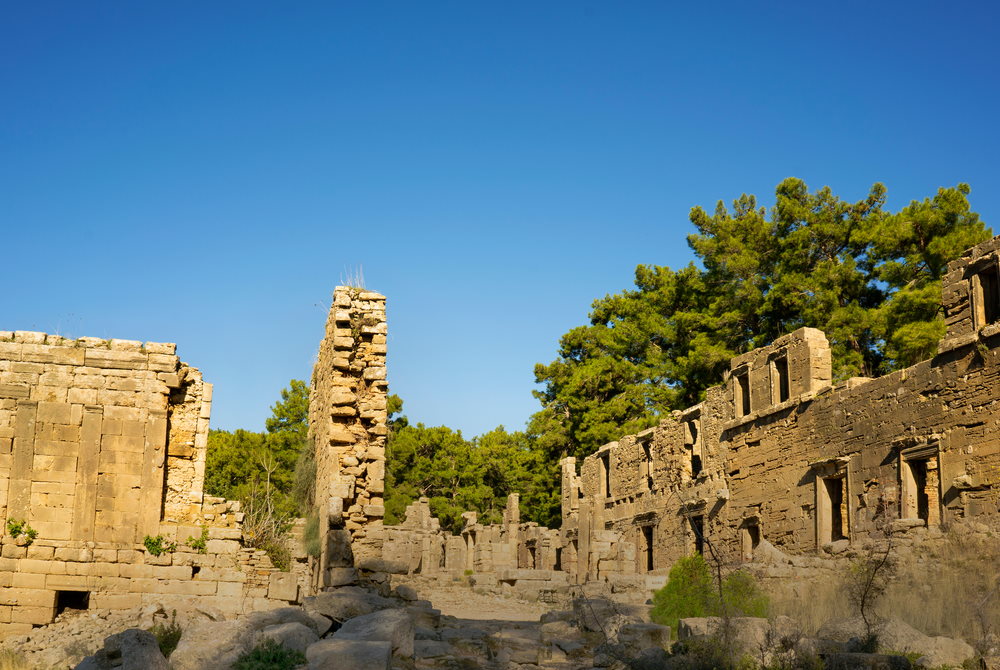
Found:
[309,287,388,585]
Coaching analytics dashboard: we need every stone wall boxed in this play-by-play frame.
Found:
[375,235,1000,594]
[308,287,388,587]
[0,332,301,636]
[561,237,1000,582]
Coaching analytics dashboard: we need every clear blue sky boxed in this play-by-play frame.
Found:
[4,2,998,437]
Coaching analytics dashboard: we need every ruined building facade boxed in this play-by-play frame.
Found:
[4,235,1000,632]
[379,236,1000,589]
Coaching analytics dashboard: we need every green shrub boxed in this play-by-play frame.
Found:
[187,526,209,554]
[303,511,321,558]
[148,610,182,657]
[651,554,769,633]
[5,519,38,545]
[143,535,177,556]
[232,639,306,670]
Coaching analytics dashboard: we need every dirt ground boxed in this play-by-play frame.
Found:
[392,575,550,622]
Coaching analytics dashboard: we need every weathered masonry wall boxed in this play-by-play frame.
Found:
[561,235,1000,583]
[0,333,301,637]
[309,287,388,588]
[375,235,1000,593]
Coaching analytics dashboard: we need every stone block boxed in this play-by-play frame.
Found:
[206,539,241,554]
[306,639,392,670]
[267,572,299,601]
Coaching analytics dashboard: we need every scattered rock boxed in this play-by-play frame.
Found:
[258,621,319,654]
[818,617,974,668]
[333,608,415,658]
[306,638,392,670]
[75,628,168,670]
[303,587,398,622]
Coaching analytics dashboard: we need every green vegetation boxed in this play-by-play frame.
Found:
[5,519,37,545]
[384,399,560,530]
[232,639,306,670]
[186,526,209,554]
[650,554,769,634]
[532,180,990,458]
[206,380,311,566]
[148,610,182,657]
[303,510,321,558]
[143,534,177,556]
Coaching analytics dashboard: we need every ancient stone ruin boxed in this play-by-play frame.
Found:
[2,235,1000,637]
[365,235,1000,594]
[308,287,388,586]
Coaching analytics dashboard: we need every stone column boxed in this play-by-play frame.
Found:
[309,287,388,584]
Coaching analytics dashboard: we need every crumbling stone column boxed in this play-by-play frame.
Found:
[309,287,388,585]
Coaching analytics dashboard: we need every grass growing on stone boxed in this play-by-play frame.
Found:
[148,610,182,658]
[233,639,306,670]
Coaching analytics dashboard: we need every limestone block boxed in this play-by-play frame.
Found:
[306,639,392,670]
[258,622,318,654]
[206,539,240,554]
[333,609,414,658]
[267,572,299,601]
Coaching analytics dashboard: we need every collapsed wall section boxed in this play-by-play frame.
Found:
[309,287,388,585]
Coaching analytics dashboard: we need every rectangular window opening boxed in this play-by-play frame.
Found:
[641,525,654,572]
[56,590,90,616]
[979,266,1000,325]
[554,547,562,571]
[773,356,790,403]
[903,458,931,523]
[601,452,612,499]
[824,477,846,542]
[691,515,705,555]
[735,373,751,416]
[527,545,537,569]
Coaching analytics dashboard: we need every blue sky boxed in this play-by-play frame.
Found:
[4,2,999,437]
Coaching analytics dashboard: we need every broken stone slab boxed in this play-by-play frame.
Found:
[356,556,409,574]
[394,584,419,600]
[302,587,398,622]
[817,617,974,669]
[326,567,358,586]
[616,622,671,652]
[258,622,319,654]
[168,619,255,670]
[244,607,327,636]
[333,609,414,658]
[306,639,392,670]
[489,628,542,665]
[572,596,645,634]
[75,628,169,670]
[414,639,454,659]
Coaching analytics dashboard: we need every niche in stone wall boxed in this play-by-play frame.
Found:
[771,354,790,403]
[740,517,760,562]
[683,411,703,479]
[734,369,751,417]
[973,259,1000,327]
[811,456,851,547]
[899,441,941,527]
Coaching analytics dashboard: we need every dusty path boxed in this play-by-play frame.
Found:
[393,575,550,622]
